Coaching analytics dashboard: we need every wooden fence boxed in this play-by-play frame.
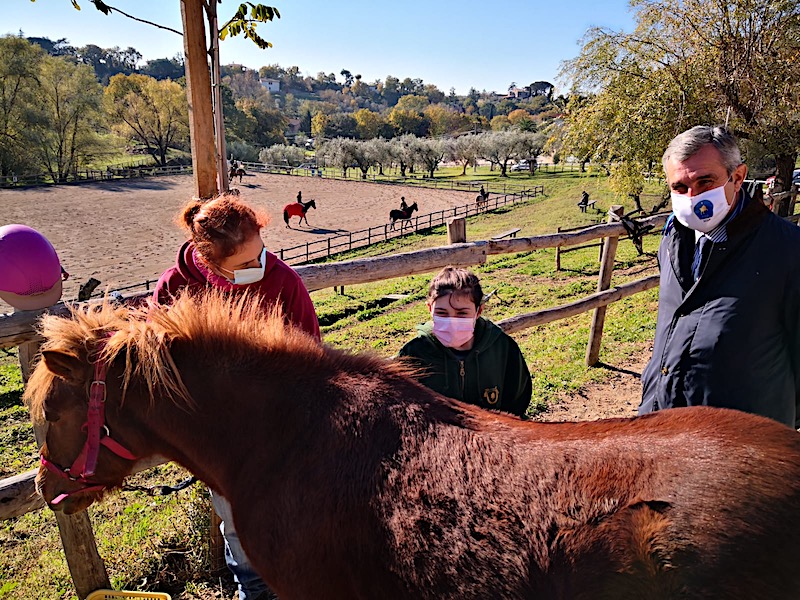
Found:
[0,164,192,188]
[0,210,669,598]
[277,187,545,264]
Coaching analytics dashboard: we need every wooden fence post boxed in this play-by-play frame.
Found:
[555,227,561,271]
[585,205,625,367]
[19,338,111,599]
[447,217,467,244]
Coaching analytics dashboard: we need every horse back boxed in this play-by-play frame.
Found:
[376,406,800,598]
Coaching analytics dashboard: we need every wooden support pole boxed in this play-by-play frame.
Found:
[181,0,218,199]
[447,217,467,244]
[585,205,625,367]
[19,337,111,599]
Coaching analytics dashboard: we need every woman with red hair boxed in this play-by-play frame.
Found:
[153,193,319,600]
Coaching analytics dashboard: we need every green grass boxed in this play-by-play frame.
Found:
[0,169,664,599]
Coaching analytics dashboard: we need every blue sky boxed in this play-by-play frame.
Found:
[9,0,635,95]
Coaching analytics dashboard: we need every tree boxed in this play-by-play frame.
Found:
[389,134,420,177]
[140,56,185,80]
[311,112,328,139]
[415,138,448,178]
[381,76,401,106]
[28,56,104,182]
[364,137,392,175]
[388,108,428,137]
[528,81,554,99]
[514,131,546,174]
[564,0,800,214]
[424,104,471,136]
[236,97,287,146]
[490,115,512,131]
[325,113,358,139]
[105,73,189,165]
[258,143,304,166]
[449,134,480,176]
[477,131,518,176]
[316,137,360,177]
[0,36,44,177]
[396,95,429,113]
[507,109,535,132]
[354,108,383,140]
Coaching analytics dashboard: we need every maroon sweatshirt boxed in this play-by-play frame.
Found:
[152,241,320,340]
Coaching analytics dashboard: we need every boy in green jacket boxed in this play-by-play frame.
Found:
[398,267,532,417]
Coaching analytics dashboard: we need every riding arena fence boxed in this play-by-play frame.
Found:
[276,186,545,264]
[0,205,678,598]
[0,163,192,188]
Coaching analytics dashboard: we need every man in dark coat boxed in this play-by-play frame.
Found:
[640,125,800,429]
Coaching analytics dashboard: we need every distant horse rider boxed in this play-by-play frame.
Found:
[297,191,303,204]
[480,185,487,200]
[400,196,409,213]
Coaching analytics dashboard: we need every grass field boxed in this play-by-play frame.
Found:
[0,168,665,599]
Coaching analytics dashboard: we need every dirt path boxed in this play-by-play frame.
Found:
[535,350,649,421]
[0,173,475,308]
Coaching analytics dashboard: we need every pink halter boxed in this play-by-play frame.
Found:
[40,339,137,505]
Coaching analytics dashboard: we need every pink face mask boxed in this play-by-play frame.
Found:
[432,315,476,349]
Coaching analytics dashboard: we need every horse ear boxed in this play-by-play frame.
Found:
[41,350,86,384]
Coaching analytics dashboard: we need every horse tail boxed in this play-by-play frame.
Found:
[283,209,289,225]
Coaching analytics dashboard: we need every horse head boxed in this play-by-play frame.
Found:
[306,199,317,211]
[26,302,189,515]
[25,308,142,514]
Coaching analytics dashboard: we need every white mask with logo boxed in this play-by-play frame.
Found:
[670,181,732,233]
[432,315,476,349]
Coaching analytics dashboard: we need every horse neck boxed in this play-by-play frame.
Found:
[130,350,331,497]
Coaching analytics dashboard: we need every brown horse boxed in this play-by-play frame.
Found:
[283,198,316,227]
[27,292,800,599]
[229,166,246,183]
[476,189,489,211]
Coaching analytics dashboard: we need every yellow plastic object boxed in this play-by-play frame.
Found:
[85,591,171,600]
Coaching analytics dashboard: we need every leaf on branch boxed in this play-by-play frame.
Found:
[219,2,280,49]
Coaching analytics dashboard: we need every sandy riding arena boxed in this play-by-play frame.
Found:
[0,173,476,306]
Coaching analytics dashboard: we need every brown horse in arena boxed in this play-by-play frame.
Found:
[476,188,489,210]
[283,198,316,227]
[229,166,246,183]
[28,292,800,600]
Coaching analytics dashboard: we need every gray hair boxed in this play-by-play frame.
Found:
[662,126,742,175]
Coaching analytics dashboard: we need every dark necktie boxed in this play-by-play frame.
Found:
[692,235,711,281]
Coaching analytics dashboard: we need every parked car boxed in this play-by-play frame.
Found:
[511,160,530,172]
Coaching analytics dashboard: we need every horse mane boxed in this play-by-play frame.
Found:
[26,290,403,420]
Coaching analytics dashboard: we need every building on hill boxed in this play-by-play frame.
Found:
[507,86,532,99]
[260,78,281,93]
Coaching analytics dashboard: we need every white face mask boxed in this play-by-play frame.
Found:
[670,181,732,233]
[432,315,476,349]
[222,247,267,286]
